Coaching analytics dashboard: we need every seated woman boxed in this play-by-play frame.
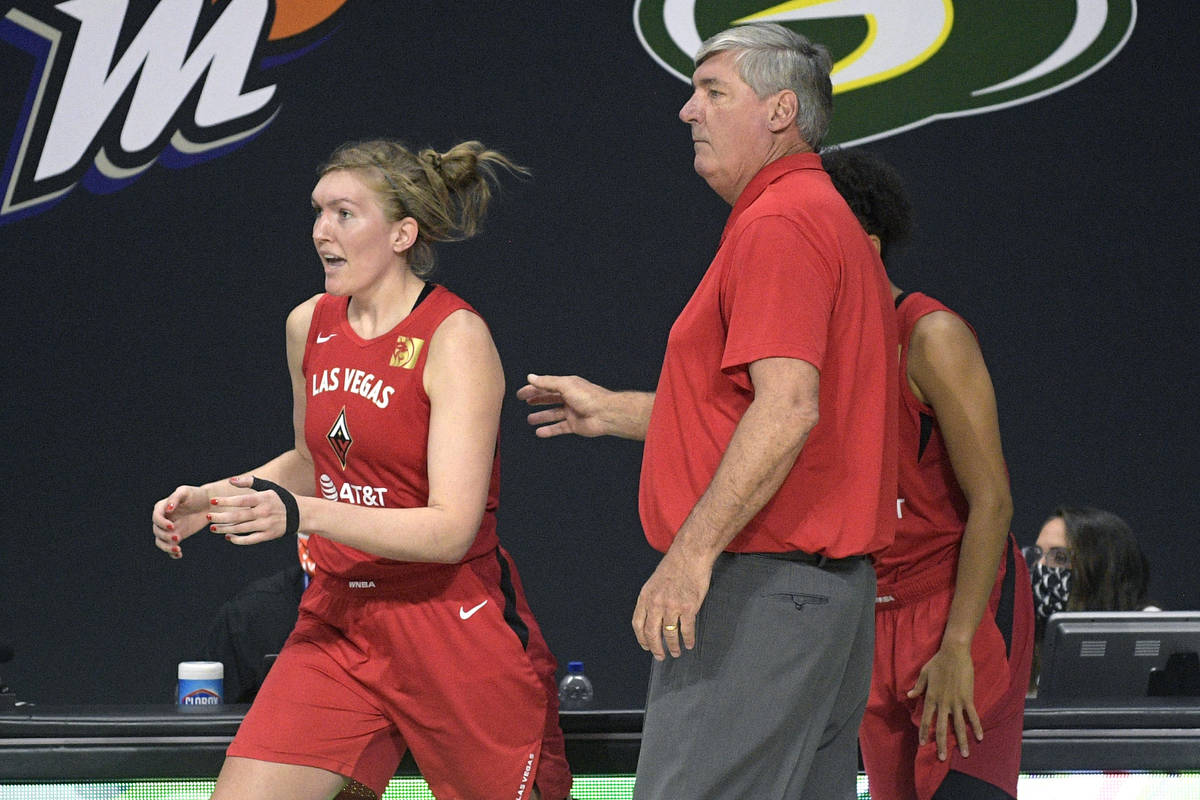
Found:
[1026,505,1156,693]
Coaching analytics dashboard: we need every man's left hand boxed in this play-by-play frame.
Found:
[632,546,712,660]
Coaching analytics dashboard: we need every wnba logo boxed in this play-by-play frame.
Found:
[0,0,348,224]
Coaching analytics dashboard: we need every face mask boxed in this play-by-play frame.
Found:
[1031,562,1072,620]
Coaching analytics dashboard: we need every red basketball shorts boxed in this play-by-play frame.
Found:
[228,548,570,799]
[860,541,1033,800]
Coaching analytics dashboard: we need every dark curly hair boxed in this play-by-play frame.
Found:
[820,147,914,262]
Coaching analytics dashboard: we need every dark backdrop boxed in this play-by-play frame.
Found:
[0,1,1195,709]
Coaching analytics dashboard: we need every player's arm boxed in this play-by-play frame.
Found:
[905,310,1012,759]
[633,356,819,658]
[152,296,319,558]
[221,308,501,563]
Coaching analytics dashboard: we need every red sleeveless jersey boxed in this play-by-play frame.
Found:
[874,292,983,583]
[300,287,501,578]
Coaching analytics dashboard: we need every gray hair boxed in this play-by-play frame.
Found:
[696,23,834,151]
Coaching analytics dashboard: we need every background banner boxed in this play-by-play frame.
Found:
[0,0,1194,708]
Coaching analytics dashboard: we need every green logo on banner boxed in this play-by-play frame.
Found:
[634,0,1136,145]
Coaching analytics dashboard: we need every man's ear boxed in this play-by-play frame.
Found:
[767,89,798,132]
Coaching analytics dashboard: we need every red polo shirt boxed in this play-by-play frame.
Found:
[639,152,898,558]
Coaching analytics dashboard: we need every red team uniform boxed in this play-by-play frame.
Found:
[860,292,1033,800]
[640,152,897,559]
[228,287,570,799]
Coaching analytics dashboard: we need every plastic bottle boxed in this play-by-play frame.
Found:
[557,660,594,710]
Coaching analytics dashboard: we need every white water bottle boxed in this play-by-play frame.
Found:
[558,660,594,710]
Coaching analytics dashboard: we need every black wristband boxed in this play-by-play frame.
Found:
[250,477,300,536]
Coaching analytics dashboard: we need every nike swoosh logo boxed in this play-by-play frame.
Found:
[316,333,337,343]
[459,600,488,620]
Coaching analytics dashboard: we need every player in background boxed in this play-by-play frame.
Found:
[822,147,1033,800]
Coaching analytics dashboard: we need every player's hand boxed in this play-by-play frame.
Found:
[151,484,212,559]
[632,545,711,660]
[907,641,982,760]
[206,474,293,546]
[517,373,612,438]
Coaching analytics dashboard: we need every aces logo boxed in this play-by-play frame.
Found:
[389,335,425,370]
[0,0,348,224]
[634,0,1136,146]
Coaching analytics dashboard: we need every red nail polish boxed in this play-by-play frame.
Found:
[206,514,212,521]
[210,525,217,532]
[210,498,219,505]
[166,522,175,531]
[171,535,179,543]
[225,534,232,541]
[166,503,175,512]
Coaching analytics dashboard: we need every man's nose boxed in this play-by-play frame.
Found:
[679,93,699,124]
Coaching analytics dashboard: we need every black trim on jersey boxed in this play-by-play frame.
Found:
[994,537,1017,658]
[918,412,935,461]
[494,547,531,651]
[413,281,435,310]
